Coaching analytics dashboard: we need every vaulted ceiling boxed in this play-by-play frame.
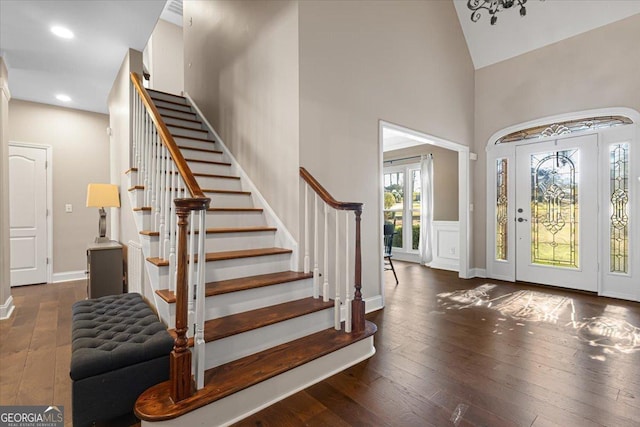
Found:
[1,0,638,114]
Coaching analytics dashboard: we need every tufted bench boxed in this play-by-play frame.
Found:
[70,292,174,427]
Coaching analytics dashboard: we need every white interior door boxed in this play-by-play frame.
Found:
[515,134,598,291]
[9,145,48,286]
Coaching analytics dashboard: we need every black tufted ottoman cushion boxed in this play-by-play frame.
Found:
[70,293,174,427]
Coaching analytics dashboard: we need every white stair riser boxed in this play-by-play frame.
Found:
[141,235,159,259]
[154,99,192,113]
[134,210,151,230]
[158,108,197,121]
[203,308,334,370]
[175,138,217,151]
[129,189,144,207]
[148,252,292,289]
[205,253,292,282]
[168,126,210,139]
[181,149,225,163]
[203,231,275,252]
[127,170,138,187]
[150,92,187,105]
[205,193,253,208]
[207,210,265,228]
[188,162,232,175]
[163,116,203,130]
[195,176,242,192]
[164,278,314,326]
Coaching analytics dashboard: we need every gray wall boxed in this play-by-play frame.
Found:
[384,145,459,222]
[473,14,640,269]
[299,0,474,301]
[146,20,184,95]
[8,100,111,274]
[183,0,300,241]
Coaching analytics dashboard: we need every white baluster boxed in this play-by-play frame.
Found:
[335,207,341,330]
[168,163,177,293]
[187,211,196,340]
[314,194,320,300]
[323,201,329,303]
[304,184,310,274]
[151,128,159,230]
[163,157,172,260]
[194,209,207,389]
[158,146,166,259]
[345,211,352,333]
[143,114,151,207]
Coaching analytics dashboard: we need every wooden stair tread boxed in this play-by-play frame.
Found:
[135,321,377,421]
[185,158,230,165]
[140,226,275,238]
[195,173,240,180]
[169,297,334,343]
[133,207,151,212]
[202,189,250,195]
[151,96,190,108]
[148,88,186,101]
[177,146,222,154]
[147,247,292,266]
[167,124,208,133]
[174,135,212,142]
[154,104,194,115]
[207,207,262,212]
[158,113,201,124]
[155,271,313,303]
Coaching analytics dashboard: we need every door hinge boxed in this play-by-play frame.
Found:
[45,160,48,169]
[46,257,50,265]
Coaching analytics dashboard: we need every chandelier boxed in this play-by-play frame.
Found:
[467,0,540,25]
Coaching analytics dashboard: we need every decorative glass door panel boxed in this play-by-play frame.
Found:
[529,149,579,268]
[515,135,598,292]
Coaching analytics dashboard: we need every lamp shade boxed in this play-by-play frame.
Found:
[86,184,120,208]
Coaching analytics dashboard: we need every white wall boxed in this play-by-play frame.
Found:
[473,14,640,269]
[146,19,184,95]
[8,100,111,275]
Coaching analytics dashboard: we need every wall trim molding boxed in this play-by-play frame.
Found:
[365,295,383,313]
[0,76,10,100]
[0,295,15,320]
[470,268,487,278]
[52,270,86,283]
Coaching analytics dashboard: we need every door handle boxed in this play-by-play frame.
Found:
[517,217,528,223]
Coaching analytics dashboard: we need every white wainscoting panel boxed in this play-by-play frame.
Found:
[428,221,460,272]
[128,240,144,294]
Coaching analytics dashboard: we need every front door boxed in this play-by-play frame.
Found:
[9,145,48,286]
[515,134,598,291]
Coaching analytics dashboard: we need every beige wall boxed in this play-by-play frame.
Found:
[184,0,300,241]
[8,100,110,274]
[108,49,143,254]
[473,14,640,269]
[299,0,474,301]
[384,145,459,221]
[0,57,12,316]
[147,20,184,94]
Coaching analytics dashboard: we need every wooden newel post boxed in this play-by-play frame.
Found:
[351,208,365,333]
[170,198,210,403]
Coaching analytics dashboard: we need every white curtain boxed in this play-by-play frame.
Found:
[419,154,434,265]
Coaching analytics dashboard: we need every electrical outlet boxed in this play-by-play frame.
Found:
[65,204,73,213]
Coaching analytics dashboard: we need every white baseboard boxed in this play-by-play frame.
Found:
[470,268,487,278]
[52,270,86,283]
[0,295,15,320]
[365,294,384,312]
[428,261,459,272]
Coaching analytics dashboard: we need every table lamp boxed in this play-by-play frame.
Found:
[86,183,120,243]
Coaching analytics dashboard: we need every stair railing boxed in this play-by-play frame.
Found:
[130,72,210,402]
[300,167,365,333]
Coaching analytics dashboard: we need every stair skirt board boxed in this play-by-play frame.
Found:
[162,278,314,326]
[139,337,376,427]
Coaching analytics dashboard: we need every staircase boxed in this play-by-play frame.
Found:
[126,73,376,426]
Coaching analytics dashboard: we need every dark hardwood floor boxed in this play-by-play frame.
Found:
[236,261,640,427]
[1,263,639,426]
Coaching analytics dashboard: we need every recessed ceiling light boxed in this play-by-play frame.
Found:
[51,26,74,39]
[56,94,71,102]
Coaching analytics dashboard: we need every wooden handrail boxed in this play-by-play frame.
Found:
[130,72,206,199]
[300,167,363,212]
[300,166,365,333]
